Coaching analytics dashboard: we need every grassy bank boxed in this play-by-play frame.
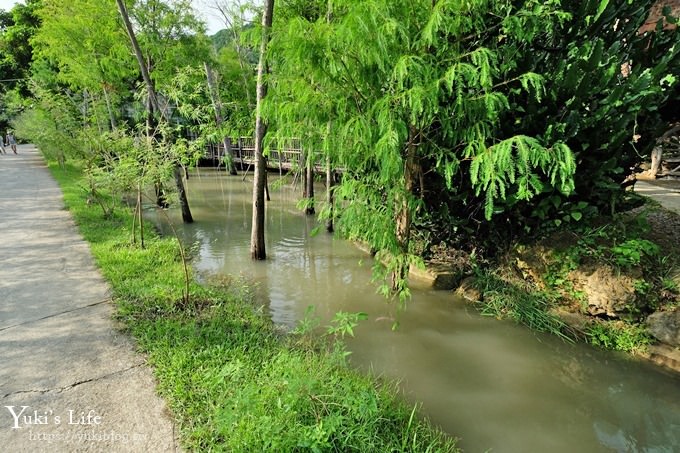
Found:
[468,203,679,355]
[49,161,457,452]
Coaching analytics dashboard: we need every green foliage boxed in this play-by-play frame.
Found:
[130,0,210,89]
[33,0,136,95]
[585,321,653,354]
[533,208,676,321]
[326,311,368,339]
[470,137,575,219]
[292,306,369,341]
[611,239,660,268]
[268,0,578,297]
[12,83,87,164]
[48,161,458,453]
[507,0,680,219]
[291,305,321,336]
[0,0,42,131]
[561,217,661,271]
[49,161,192,309]
[0,0,41,85]
[19,0,228,224]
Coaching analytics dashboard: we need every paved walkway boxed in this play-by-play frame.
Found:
[635,179,680,215]
[0,146,179,452]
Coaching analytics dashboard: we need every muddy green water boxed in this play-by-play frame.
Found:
[153,169,680,453]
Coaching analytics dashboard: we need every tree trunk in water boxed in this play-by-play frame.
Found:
[204,62,237,175]
[305,160,315,215]
[250,0,275,260]
[394,126,421,286]
[265,169,271,201]
[174,165,194,223]
[302,150,308,198]
[326,158,334,233]
[224,137,237,175]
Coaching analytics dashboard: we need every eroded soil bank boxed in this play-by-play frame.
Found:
[442,187,680,375]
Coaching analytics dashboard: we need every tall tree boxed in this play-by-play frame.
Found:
[34,0,135,131]
[207,0,256,108]
[0,0,42,128]
[116,0,195,223]
[116,0,159,112]
[250,0,274,260]
[204,61,238,174]
[304,151,315,215]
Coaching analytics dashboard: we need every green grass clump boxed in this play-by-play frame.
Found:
[471,269,574,342]
[585,321,653,354]
[49,162,457,452]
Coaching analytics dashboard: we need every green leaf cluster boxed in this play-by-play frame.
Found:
[268,0,578,295]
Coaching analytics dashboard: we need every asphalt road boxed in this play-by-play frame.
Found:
[0,145,180,452]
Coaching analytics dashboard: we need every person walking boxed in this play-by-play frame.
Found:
[6,131,17,154]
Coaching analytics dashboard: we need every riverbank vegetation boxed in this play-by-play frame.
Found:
[467,200,680,354]
[49,161,457,451]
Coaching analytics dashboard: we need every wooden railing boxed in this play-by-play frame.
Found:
[205,137,324,172]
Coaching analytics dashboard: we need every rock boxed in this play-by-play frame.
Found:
[550,308,590,338]
[569,266,638,318]
[640,343,680,374]
[409,263,467,290]
[455,276,482,302]
[646,309,680,347]
[512,246,551,289]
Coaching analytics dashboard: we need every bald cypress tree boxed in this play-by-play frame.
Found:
[250,0,275,260]
[268,0,576,298]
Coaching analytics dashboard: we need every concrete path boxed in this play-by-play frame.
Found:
[635,179,680,215]
[0,146,180,452]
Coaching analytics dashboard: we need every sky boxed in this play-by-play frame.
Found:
[0,0,225,35]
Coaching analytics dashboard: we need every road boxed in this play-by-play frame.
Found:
[0,145,180,452]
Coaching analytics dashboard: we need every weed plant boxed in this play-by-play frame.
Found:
[585,321,653,354]
[49,162,457,452]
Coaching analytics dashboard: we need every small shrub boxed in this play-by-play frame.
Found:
[611,239,660,267]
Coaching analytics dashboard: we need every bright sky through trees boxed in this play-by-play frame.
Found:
[0,0,225,34]
[0,0,17,11]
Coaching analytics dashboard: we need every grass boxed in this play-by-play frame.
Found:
[470,269,575,342]
[49,161,458,452]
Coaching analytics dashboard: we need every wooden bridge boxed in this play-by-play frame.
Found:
[203,137,310,172]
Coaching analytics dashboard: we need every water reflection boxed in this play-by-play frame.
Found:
[151,169,680,453]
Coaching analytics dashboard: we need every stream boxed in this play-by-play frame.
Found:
[152,169,680,453]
